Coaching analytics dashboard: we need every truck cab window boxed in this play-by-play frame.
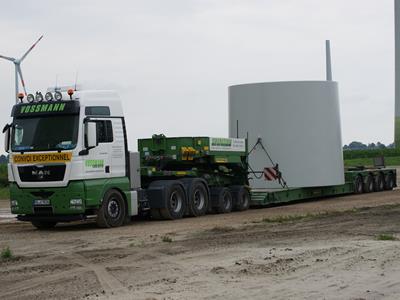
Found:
[96,120,113,143]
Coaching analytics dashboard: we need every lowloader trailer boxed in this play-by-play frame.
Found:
[3,89,397,228]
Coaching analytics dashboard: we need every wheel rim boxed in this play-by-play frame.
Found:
[107,198,120,219]
[193,189,205,210]
[356,178,363,193]
[242,193,249,207]
[223,193,231,210]
[170,191,183,213]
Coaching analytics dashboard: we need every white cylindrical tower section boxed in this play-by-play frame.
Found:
[229,81,344,189]
[395,0,400,146]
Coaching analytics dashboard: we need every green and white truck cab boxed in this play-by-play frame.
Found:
[4,89,140,228]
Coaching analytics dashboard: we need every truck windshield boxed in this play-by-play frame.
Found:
[11,115,79,152]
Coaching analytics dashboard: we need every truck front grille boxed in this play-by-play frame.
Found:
[18,165,66,182]
[33,206,53,215]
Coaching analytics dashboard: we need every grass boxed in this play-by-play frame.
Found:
[1,246,13,260]
[261,208,361,224]
[344,156,400,167]
[377,233,396,241]
[129,241,145,247]
[161,235,173,243]
[209,226,235,233]
[0,187,9,200]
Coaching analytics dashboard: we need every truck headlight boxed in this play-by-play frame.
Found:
[70,199,82,205]
[10,200,18,207]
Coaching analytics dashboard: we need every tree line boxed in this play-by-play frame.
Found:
[343,141,394,150]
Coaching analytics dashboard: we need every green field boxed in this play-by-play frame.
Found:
[344,156,400,167]
[343,148,400,167]
[0,187,9,200]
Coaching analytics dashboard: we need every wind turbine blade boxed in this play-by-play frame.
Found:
[20,35,43,62]
[0,54,15,62]
[17,66,27,96]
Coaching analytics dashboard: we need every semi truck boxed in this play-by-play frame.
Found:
[3,88,397,229]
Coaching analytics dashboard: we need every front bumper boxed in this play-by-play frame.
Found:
[9,181,86,216]
[17,214,85,222]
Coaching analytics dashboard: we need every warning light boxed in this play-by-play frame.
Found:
[67,88,74,100]
[17,93,24,102]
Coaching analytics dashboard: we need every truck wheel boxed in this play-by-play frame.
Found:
[213,188,233,214]
[384,173,395,190]
[185,179,209,217]
[375,173,385,192]
[96,189,127,228]
[31,221,57,229]
[232,186,250,211]
[159,182,186,220]
[354,176,363,194]
[364,175,375,193]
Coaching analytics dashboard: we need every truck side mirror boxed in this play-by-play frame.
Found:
[2,124,11,153]
[86,122,97,148]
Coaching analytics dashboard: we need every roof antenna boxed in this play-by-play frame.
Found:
[74,71,78,91]
[55,74,58,91]
[0,35,44,103]
[325,40,332,81]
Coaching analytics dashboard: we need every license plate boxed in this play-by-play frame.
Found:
[34,199,50,206]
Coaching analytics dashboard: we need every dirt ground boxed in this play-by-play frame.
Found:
[1,190,400,299]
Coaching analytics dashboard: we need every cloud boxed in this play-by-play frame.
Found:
[0,0,396,153]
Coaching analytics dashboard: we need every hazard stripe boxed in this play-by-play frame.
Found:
[264,167,278,181]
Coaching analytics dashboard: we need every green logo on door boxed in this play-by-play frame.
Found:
[85,160,104,168]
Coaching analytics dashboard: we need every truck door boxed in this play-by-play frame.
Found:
[84,118,113,178]
[109,118,126,178]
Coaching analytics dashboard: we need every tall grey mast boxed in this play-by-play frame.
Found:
[325,40,332,81]
[395,1,400,146]
[0,35,43,103]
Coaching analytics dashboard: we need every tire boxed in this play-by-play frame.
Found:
[212,187,233,214]
[185,179,209,217]
[384,173,395,190]
[354,175,363,194]
[96,189,127,228]
[159,182,186,220]
[31,221,57,229]
[231,186,250,211]
[364,175,375,193]
[375,173,385,192]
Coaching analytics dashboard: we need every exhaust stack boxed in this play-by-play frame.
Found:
[326,40,332,81]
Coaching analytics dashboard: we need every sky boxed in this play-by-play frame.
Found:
[0,0,395,152]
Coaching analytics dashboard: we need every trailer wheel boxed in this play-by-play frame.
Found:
[96,189,127,228]
[231,186,250,211]
[384,173,395,190]
[364,175,375,193]
[159,182,186,220]
[187,180,209,217]
[212,187,233,214]
[354,176,363,194]
[375,173,385,192]
[31,221,57,230]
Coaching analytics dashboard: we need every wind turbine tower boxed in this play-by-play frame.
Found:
[395,0,400,146]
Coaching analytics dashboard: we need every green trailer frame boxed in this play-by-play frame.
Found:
[250,168,397,206]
